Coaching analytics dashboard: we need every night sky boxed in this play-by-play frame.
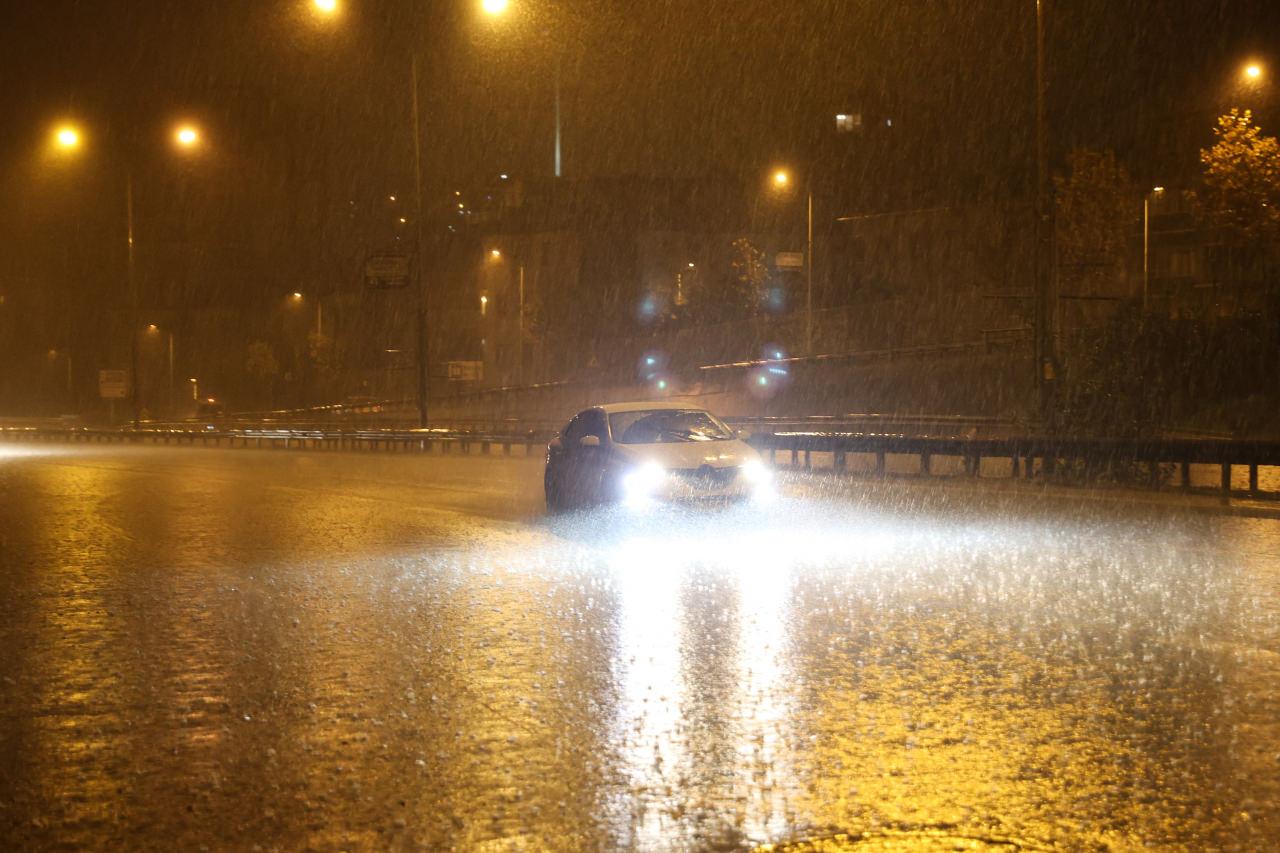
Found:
[0,0,1275,339]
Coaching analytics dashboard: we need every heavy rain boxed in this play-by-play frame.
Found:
[2,1,1280,850]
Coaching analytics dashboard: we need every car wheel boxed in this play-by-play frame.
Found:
[544,468,567,513]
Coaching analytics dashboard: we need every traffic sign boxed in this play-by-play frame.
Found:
[364,254,411,289]
[99,369,128,399]
[447,361,483,381]
[776,252,804,270]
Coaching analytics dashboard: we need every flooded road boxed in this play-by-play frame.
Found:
[1,444,1277,850]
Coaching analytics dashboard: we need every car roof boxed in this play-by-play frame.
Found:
[593,401,710,414]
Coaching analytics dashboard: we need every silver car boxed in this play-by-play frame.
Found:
[543,402,774,512]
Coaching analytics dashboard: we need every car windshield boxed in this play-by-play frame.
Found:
[609,409,733,444]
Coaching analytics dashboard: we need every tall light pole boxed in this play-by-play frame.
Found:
[771,168,814,356]
[315,0,429,424]
[1142,186,1164,313]
[146,323,177,417]
[1033,0,1054,425]
[483,0,563,178]
[487,248,527,385]
[410,52,430,426]
[52,120,203,425]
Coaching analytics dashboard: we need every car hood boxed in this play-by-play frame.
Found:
[611,438,758,471]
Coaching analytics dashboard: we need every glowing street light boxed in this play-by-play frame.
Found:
[1244,63,1263,81]
[174,124,200,148]
[766,165,813,355]
[482,0,509,15]
[490,248,502,259]
[44,118,209,424]
[54,125,82,150]
[314,0,338,13]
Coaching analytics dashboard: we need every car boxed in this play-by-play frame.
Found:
[543,402,774,512]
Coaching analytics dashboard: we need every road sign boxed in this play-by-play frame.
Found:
[99,369,128,399]
[447,361,483,381]
[776,251,804,270]
[364,254,411,289]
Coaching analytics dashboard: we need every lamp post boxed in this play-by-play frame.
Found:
[486,248,527,385]
[1142,186,1165,313]
[770,168,814,356]
[145,323,176,418]
[482,0,563,178]
[49,119,203,425]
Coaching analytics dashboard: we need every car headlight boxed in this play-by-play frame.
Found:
[741,459,772,485]
[622,461,666,503]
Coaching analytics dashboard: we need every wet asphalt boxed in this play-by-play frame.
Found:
[0,443,1278,850]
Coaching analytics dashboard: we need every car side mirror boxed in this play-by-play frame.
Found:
[579,435,601,448]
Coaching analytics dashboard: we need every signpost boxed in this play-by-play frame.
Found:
[99,368,128,425]
[447,361,484,382]
[776,251,804,271]
[99,369,128,399]
[364,254,411,289]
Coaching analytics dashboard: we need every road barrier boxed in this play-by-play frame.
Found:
[5,422,1279,500]
[0,425,552,458]
[753,431,1280,500]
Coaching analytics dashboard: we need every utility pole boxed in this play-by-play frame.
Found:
[127,171,140,427]
[806,183,814,356]
[1033,0,1055,427]
[554,55,562,178]
[411,52,429,427]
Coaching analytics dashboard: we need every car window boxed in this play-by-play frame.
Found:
[561,413,587,445]
[561,409,606,445]
[580,409,607,440]
[609,409,733,444]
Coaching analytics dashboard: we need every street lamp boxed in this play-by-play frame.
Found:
[146,323,177,417]
[768,166,814,356]
[53,125,81,151]
[1244,63,1263,81]
[49,119,205,425]
[287,291,324,334]
[482,0,564,178]
[174,124,200,148]
[313,0,338,13]
[485,247,527,384]
[1143,186,1165,312]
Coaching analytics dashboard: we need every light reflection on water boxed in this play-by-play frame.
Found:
[0,449,1277,850]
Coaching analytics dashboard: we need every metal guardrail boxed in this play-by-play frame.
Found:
[0,425,554,457]
[6,423,1280,500]
[753,431,1280,499]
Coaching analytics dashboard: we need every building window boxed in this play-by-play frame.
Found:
[835,112,861,133]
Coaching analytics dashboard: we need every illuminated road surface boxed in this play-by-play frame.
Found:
[1,445,1278,850]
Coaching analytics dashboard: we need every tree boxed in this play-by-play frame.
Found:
[245,340,280,408]
[1198,109,1280,249]
[684,237,771,327]
[1053,148,1138,298]
[727,237,770,314]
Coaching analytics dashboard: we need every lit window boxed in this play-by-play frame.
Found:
[835,112,861,133]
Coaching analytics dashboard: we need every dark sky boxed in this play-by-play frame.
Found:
[3,1,1275,182]
[0,0,1275,316]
